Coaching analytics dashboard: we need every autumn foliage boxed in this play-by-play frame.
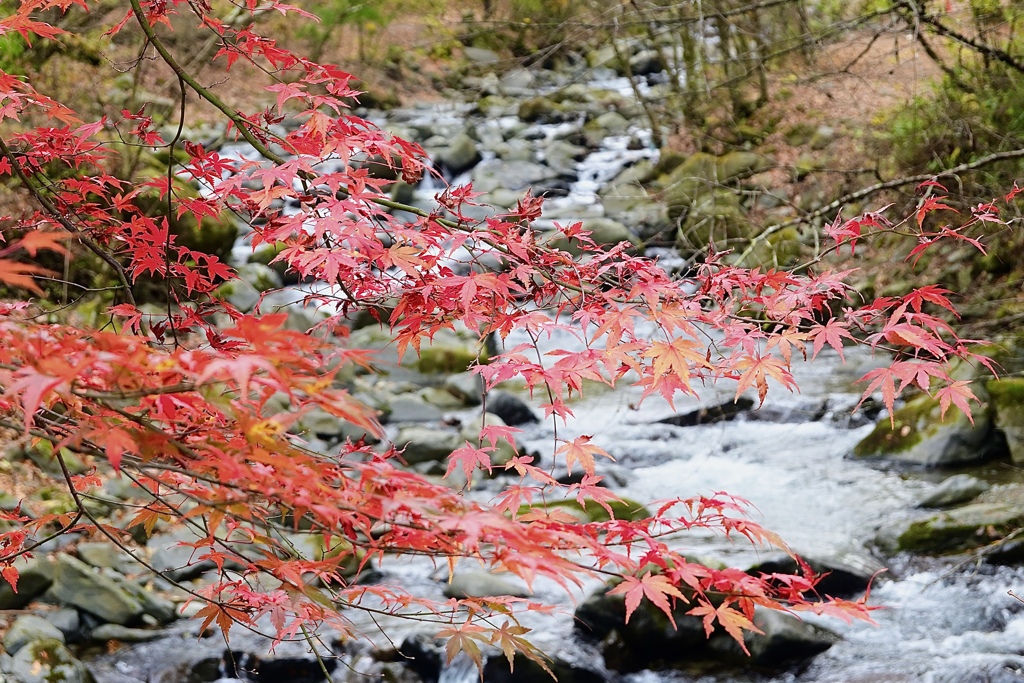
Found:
[0,0,1009,670]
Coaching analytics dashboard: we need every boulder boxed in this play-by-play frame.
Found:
[853,394,1000,467]
[715,151,772,180]
[582,111,630,147]
[89,624,166,643]
[484,391,538,426]
[214,279,260,313]
[746,549,885,598]
[517,97,570,123]
[0,556,53,609]
[463,47,499,65]
[676,190,750,252]
[386,394,444,423]
[917,474,991,508]
[235,262,282,292]
[657,397,755,427]
[394,427,461,465]
[444,372,483,405]
[438,133,482,176]
[10,639,93,683]
[3,615,65,655]
[543,139,587,175]
[471,159,559,194]
[442,570,530,599]
[49,555,145,625]
[742,608,838,666]
[149,527,218,582]
[880,503,1024,554]
[988,378,1024,463]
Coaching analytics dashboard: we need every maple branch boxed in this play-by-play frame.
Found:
[736,146,1024,265]
[0,136,136,306]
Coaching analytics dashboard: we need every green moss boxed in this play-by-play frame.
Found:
[416,345,487,374]
[987,378,1024,404]
[519,498,651,523]
[852,395,942,457]
[896,503,1024,553]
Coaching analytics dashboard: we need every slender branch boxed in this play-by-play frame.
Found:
[736,146,1024,265]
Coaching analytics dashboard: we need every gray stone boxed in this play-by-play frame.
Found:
[918,474,991,508]
[0,557,53,609]
[387,394,444,423]
[235,262,282,292]
[89,624,166,643]
[517,97,570,123]
[49,555,145,625]
[107,570,177,624]
[583,111,630,146]
[44,609,81,641]
[148,526,217,582]
[743,609,838,665]
[463,47,499,65]
[485,391,537,426]
[417,387,465,410]
[499,68,535,94]
[853,394,997,467]
[443,570,530,599]
[471,159,559,194]
[438,133,481,176]
[880,503,1024,554]
[10,639,92,683]
[75,542,125,570]
[394,427,461,465]
[444,372,483,405]
[3,615,64,655]
[988,379,1024,463]
[543,139,586,175]
[214,279,259,313]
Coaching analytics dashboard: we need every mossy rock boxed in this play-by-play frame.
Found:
[544,218,642,256]
[852,394,997,467]
[890,503,1024,553]
[988,378,1024,463]
[519,498,650,523]
[741,226,803,267]
[676,189,750,252]
[715,151,772,180]
[517,96,569,123]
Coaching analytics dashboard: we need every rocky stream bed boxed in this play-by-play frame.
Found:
[6,44,1024,683]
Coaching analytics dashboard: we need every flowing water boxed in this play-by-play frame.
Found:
[114,69,1024,683]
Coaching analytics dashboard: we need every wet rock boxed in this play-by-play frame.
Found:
[582,111,630,147]
[676,189,750,252]
[44,609,82,642]
[106,570,177,624]
[484,391,538,426]
[49,555,145,625]
[10,639,93,683]
[657,397,755,427]
[444,372,483,405]
[438,133,481,176]
[0,556,53,609]
[214,279,260,313]
[918,474,991,508]
[442,570,531,599]
[296,407,379,444]
[742,608,839,666]
[4,615,65,655]
[498,68,535,95]
[394,427,461,465]
[517,96,571,123]
[853,394,999,467]
[578,584,835,673]
[417,387,465,410]
[474,95,517,118]
[89,625,166,643]
[747,550,885,598]
[988,379,1024,464]
[522,497,650,523]
[543,139,587,175]
[398,634,443,683]
[880,503,1024,554]
[386,394,444,423]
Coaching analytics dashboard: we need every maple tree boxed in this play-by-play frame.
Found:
[0,0,1010,674]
